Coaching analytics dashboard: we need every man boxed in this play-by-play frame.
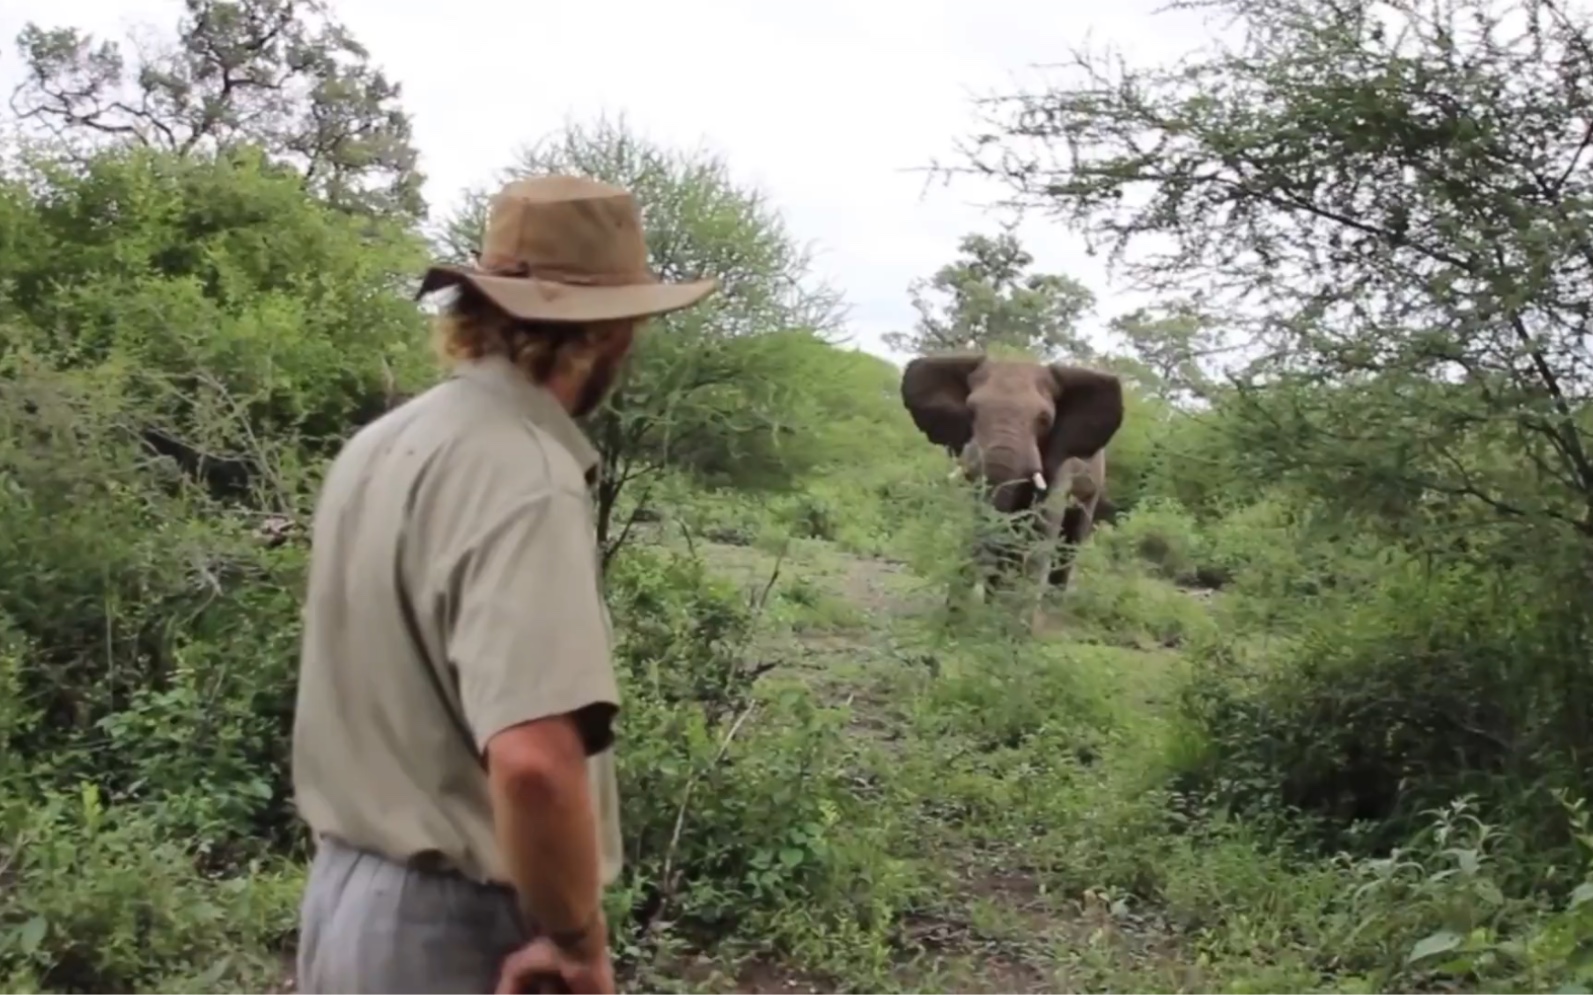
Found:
[290,174,717,994]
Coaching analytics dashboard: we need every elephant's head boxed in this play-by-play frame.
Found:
[900,354,1124,514]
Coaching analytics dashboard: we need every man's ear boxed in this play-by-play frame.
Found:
[1043,364,1124,472]
[901,354,984,452]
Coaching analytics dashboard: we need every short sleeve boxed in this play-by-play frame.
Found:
[442,490,620,757]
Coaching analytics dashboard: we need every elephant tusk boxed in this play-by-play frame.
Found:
[948,466,963,481]
[1031,471,1047,491]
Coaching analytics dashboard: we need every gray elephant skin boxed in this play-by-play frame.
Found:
[899,353,1125,602]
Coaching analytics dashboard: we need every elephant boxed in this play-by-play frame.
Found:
[900,353,1125,626]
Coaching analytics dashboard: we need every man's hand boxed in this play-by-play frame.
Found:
[495,924,614,995]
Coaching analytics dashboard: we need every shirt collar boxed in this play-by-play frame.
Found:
[450,354,601,478]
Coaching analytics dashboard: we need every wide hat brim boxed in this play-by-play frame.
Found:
[418,264,717,323]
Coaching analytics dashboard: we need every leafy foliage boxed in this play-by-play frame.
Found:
[0,143,431,512]
[10,0,426,218]
[959,0,1593,544]
[1105,300,1226,405]
[882,222,1096,359]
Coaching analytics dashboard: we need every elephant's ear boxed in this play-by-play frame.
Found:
[900,354,983,451]
[1043,364,1125,471]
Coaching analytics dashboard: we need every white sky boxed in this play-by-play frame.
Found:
[0,0,1219,364]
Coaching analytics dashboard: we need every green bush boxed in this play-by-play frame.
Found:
[1092,497,1209,585]
[1061,537,1220,651]
[911,638,1115,761]
[1173,548,1592,853]
[1,147,432,475]
[0,785,301,994]
[603,545,910,974]
[0,365,306,857]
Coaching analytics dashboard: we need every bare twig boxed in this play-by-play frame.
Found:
[646,699,761,936]
[0,831,31,886]
[748,539,788,618]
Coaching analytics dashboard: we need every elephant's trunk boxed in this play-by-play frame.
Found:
[991,477,1039,514]
[963,439,1045,514]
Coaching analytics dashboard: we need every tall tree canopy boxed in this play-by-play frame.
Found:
[883,225,1096,358]
[956,0,1593,544]
[9,0,424,219]
[1105,300,1225,406]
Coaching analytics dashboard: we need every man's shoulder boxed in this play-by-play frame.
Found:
[316,377,594,532]
[429,390,591,496]
[348,378,577,473]
[382,380,594,538]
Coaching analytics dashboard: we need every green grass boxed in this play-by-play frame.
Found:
[629,529,1229,993]
[596,523,1593,994]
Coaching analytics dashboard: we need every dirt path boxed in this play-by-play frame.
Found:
[693,538,1201,994]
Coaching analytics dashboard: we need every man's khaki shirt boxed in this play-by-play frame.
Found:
[291,353,623,888]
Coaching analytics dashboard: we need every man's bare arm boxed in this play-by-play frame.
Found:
[485,713,606,953]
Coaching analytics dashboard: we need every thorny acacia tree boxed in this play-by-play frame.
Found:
[956,0,1593,549]
[9,0,423,218]
[1106,300,1226,406]
[952,0,1593,820]
[440,116,846,562]
[883,223,1096,359]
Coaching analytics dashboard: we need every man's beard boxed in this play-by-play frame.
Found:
[572,352,623,418]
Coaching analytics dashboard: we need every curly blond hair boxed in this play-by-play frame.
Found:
[430,284,610,384]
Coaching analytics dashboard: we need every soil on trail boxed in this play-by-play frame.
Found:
[692,538,1198,995]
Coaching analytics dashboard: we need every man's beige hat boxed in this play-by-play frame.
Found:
[417,174,717,323]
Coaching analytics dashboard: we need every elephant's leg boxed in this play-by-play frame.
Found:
[1022,505,1058,584]
[1028,504,1065,635]
[1048,549,1077,591]
[950,491,999,609]
[980,517,1029,594]
[962,539,991,600]
[948,536,989,610]
[1093,494,1118,526]
[1048,504,1095,590]
[953,519,1011,610]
